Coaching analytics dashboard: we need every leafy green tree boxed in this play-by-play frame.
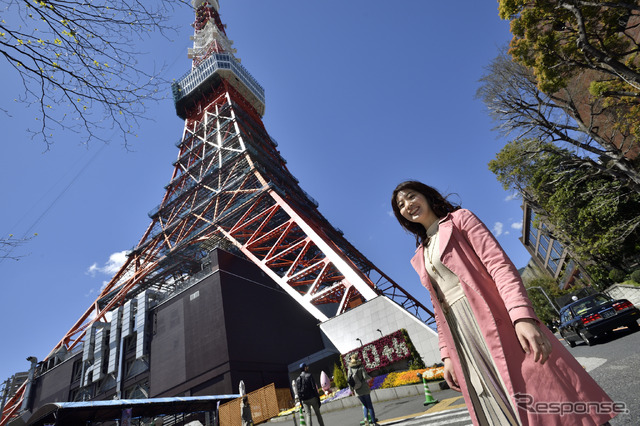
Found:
[498,1,640,143]
[477,50,640,193]
[489,140,640,277]
[631,269,640,283]
[332,362,347,389]
[609,269,626,283]
[1,0,187,149]
[524,276,571,325]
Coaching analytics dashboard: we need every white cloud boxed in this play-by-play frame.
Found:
[511,221,523,230]
[87,263,100,277]
[86,250,128,276]
[504,193,520,202]
[493,222,504,236]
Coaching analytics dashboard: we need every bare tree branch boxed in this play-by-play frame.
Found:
[478,50,640,192]
[0,0,189,149]
[0,233,37,261]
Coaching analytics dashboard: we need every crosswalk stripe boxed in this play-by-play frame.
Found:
[574,356,607,372]
[383,407,471,425]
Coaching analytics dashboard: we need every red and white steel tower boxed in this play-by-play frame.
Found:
[1,1,434,423]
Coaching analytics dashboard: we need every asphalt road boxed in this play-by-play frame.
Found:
[555,324,640,425]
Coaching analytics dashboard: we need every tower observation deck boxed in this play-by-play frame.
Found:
[1,1,436,424]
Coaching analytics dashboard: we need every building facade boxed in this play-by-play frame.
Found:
[520,201,590,290]
[23,249,327,412]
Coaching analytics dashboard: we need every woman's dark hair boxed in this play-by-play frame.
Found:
[391,181,460,247]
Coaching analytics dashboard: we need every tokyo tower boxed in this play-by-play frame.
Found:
[1,1,436,423]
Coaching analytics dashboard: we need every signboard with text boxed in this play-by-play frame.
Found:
[342,330,412,373]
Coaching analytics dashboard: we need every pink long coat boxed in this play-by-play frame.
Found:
[410,209,616,426]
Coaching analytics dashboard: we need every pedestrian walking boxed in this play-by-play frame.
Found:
[392,180,616,426]
[240,395,254,426]
[295,363,325,426]
[347,354,378,426]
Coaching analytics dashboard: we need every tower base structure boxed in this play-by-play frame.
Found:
[319,296,441,366]
[6,249,440,426]
[289,297,441,384]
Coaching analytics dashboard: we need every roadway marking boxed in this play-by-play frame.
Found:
[574,357,607,372]
[424,396,466,413]
[380,407,471,425]
[379,397,468,425]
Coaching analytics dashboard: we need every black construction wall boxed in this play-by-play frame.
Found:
[29,353,81,409]
[150,249,326,397]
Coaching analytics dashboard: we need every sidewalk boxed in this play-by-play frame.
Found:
[268,382,466,425]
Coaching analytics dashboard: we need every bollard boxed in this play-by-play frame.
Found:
[299,404,306,426]
[359,413,376,425]
[417,372,439,406]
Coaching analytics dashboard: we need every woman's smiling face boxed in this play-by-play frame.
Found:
[395,189,438,229]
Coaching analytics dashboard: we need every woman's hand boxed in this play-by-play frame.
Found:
[443,357,461,392]
[514,318,552,364]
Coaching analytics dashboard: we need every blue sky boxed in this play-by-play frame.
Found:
[0,1,530,382]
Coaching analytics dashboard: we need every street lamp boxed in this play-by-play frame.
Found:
[527,286,560,315]
[376,329,383,337]
[356,338,363,347]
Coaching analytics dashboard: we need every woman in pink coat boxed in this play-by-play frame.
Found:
[392,181,617,426]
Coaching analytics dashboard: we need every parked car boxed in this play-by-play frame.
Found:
[557,293,640,347]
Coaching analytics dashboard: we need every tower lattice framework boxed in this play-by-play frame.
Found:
[0,1,435,424]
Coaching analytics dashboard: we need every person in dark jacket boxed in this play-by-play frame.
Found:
[295,363,325,426]
[347,354,378,426]
[240,395,253,426]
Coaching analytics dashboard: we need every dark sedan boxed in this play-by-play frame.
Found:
[557,293,640,347]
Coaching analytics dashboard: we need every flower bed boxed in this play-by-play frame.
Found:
[379,366,444,389]
[369,374,388,390]
[321,387,352,403]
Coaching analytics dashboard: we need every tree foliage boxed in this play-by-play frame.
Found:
[608,268,626,282]
[0,0,187,149]
[490,140,640,276]
[524,275,571,325]
[478,50,640,192]
[332,362,347,390]
[498,0,640,142]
